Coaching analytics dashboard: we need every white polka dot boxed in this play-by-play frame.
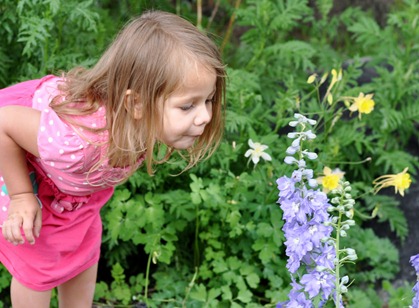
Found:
[40,126,46,132]
[66,165,70,168]
[79,145,83,149]
[37,98,42,103]
[44,108,49,113]
[71,154,76,159]
[75,187,79,190]
[56,131,60,137]
[59,149,64,154]
[49,120,54,125]
[2,206,6,211]
[64,141,69,145]
[47,174,52,178]
[1,192,5,197]
[58,177,63,181]
[50,162,55,167]
[48,137,53,143]
[92,123,97,128]
[83,181,88,185]
[0,177,3,181]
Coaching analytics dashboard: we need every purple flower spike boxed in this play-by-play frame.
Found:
[277,112,342,307]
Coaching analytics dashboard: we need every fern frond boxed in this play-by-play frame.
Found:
[348,16,388,49]
[363,194,408,241]
[17,16,53,57]
[379,108,404,131]
[225,110,252,134]
[375,150,418,175]
[265,41,315,70]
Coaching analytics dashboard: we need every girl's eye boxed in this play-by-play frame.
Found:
[205,98,214,104]
[180,104,194,111]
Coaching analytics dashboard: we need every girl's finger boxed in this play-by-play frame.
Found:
[9,215,24,244]
[22,216,35,245]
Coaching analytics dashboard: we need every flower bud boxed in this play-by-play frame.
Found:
[340,276,349,285]
[346,248,356,255]
[284,156,297,165]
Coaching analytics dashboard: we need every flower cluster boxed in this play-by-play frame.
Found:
[308,69,376,120]
[277,113,335,306]
[277,113,356,307]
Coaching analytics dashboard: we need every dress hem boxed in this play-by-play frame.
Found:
[0,252,100,291]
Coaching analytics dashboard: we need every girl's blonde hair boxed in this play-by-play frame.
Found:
[51,10,226,177]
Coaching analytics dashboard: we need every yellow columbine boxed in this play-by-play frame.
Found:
[348,93,375,118]
[373,167,412,196]
[316,166,345,193]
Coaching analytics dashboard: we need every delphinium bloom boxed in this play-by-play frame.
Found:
[410,254,419,308]
[277,113,336,306]
[373,167,412,197]
[277,113,356,307]
[244,139,272,165]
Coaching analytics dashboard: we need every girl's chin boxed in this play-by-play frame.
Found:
[167,137,197,150]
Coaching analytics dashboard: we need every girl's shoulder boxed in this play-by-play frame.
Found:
[33,77,108,174]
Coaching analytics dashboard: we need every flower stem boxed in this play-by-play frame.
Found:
[144,249,152,306]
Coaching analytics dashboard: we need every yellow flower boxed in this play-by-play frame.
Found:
[349,93,375,118]
[373,167,412,196]
[316,166,345,193]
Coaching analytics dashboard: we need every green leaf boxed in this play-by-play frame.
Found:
[237,288,252,303]
[190,284,207,302]
[245,273,260,289]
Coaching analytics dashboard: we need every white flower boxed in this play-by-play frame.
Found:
[289,113,317,127]
[245,139,272,165]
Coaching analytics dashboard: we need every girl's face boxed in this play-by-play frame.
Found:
[160,63,216,149]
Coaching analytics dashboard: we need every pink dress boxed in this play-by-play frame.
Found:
[0,76,142,291]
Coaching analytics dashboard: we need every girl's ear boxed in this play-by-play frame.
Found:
[125,89,142,120]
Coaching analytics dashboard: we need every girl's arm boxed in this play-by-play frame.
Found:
[0,106,42,245]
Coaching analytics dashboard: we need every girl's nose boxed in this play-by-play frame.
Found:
[194,103,212,126]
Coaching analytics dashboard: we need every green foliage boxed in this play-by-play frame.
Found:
[382,280,414,307]
[0,0,417,306]
[343,226,399,283]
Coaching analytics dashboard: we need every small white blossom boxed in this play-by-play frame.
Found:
[289,113,317,127]
[244,139,272,165]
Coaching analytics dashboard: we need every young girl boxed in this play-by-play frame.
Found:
[0,10,225,307]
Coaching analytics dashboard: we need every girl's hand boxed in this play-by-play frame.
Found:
[2,193,42,245]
